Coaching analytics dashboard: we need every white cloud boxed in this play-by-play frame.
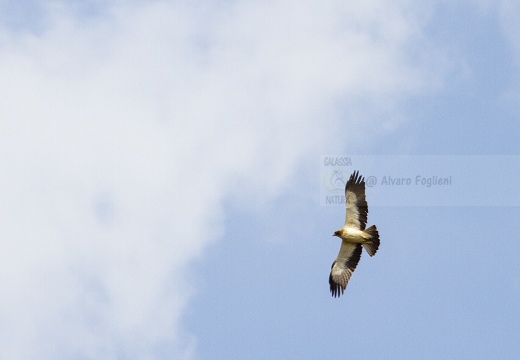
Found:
[0,0,444,358]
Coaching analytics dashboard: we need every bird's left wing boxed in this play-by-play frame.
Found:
[329,242,363,297]
[344,170,368,230]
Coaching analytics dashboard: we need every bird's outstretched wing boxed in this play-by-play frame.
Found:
[329,242,363,297]
[344,170,368,230]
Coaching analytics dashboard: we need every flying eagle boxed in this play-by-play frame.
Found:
[329,170,380,297]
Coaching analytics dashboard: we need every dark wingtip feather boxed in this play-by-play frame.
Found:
[329,261,343,298]
[329,277,343,298]
[345,170,364,193]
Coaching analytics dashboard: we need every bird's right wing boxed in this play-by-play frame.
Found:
[344,170,368,230]
[329,242,363,297]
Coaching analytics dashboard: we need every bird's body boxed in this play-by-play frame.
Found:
[329,170,380,298]
[336,227,370,241]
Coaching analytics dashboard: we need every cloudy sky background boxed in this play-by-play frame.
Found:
[1,0,519,359]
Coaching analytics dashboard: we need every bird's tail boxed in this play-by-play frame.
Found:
[362,225,380,257]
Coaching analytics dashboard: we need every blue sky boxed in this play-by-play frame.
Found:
[1,1,519,359]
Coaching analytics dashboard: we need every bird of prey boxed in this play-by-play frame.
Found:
[329,170,380,297]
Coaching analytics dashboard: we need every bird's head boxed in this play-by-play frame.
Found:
[333,229,343,237]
